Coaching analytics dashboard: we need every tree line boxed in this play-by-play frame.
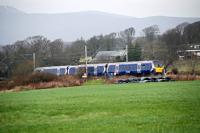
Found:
[0,21,200,78]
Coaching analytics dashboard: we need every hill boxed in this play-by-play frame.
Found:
[0,6,200,44]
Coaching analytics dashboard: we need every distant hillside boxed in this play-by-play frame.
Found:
[0,6,200,45]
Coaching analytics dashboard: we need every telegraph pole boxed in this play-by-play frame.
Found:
[126,45,128,62]
[85,45,88,77]
[33,53,36,71]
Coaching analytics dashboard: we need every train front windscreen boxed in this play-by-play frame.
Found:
[153,61,164,74]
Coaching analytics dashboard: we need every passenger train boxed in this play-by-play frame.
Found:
[35,60,165,76]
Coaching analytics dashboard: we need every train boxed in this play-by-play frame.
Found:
[34,60,165,77]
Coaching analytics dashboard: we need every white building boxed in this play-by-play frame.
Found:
[93,50,126,63]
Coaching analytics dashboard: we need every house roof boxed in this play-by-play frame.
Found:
[185,50,200,52]
[95,50,126,57]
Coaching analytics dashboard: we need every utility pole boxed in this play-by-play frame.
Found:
[85,45,88,77]
[33,53,36,71]
[126,45,128,62]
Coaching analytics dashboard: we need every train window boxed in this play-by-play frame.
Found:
[43,68,57,75]
[129,64,137,72]
[69,67,76,75]
[153,61,163,67]
[97,66,104,73]
[88,66,94,75]
[119,65,125,71]
[60,68,66,75]
[141,63,152,70]
[125,65,130,70]
[88,66,94,71]
[108,65,115,73]
[141,64,146,70]
[119,64,132,71]
[146,63,152,70]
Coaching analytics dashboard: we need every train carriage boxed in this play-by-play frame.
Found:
[87,65,95,76]
[107,63,117,76]
[35,66,68,76]
[35,60,165,77]
[140,61,153,75]
[96,64,106,76]
[68,66,78,75]
[118,62,138,75]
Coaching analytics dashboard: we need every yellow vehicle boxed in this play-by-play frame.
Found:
[153,61,165,75]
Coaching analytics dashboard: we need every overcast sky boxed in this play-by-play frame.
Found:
[0,0,200,17]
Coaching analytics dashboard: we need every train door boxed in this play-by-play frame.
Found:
[115,64,119,75]
[59,67,68,75]
[65,67,68,75]
[96,65,105,76]
[137,63,141,74]
[57,68,60,76]
[87,66,95,76]
[68,66,77,75]
[108,64,116,76]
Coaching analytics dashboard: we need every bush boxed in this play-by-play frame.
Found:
[0,72,57,90]
[0,72,85,91]
[77,67,86,78]
[25,72,57,84]
[172,68,179,75]
[12,61,33,77]
[0,80,16,91]
[28,75,84,89]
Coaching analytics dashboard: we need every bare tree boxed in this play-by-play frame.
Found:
[143,25,159,41]
[119,27,135,46]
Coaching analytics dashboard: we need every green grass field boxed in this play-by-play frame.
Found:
[0,81,200,133]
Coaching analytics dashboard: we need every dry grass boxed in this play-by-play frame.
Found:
[0,73,84,91]
[1,69,200,92]
[27,76,84,90]
[167,74,200,81]
[168,60,200,73]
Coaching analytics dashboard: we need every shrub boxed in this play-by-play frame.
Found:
[25,72,57,84]
[1,72,86,91]
[77,67,86,78]
[12,61,33,77]
[171,68,179,75]
[0,80,16,91]
[28,75,84,89]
